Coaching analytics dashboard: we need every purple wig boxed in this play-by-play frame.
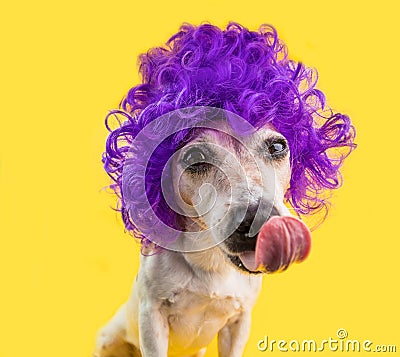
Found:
[102,22,356,245]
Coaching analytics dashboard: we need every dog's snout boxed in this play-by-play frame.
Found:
[232,204,258,226]
[236,218,255,236]
[232,204,281,237]
[234,204,280,223]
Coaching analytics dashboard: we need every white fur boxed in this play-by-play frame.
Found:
[95,247,262,357]
[94,124,292,357]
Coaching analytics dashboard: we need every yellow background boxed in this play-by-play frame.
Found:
[1,0,399,356]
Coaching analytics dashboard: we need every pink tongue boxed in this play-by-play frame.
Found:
[238,251,258,271]
[239,216,311,273]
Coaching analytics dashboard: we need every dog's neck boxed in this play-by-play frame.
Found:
[159,217,232,274]
[182,247,229,274]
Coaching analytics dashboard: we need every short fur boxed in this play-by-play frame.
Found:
[95,22,356,357]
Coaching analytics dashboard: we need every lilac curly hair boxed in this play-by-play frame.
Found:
[103,22,356,245]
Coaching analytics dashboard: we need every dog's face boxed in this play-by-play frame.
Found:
[171,120,298,274]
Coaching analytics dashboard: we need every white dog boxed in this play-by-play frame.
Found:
[94,120,311,357]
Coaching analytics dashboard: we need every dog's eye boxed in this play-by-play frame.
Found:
[268,142,285,154]
[266,139,288,158]
[182,147,212,174]
[183,147,207,166]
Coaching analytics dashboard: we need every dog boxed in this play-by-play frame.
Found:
[94,22,355,357]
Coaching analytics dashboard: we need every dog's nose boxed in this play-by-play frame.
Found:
[233,204,281,237]
[232,204,258,226]
[236,217,255,236]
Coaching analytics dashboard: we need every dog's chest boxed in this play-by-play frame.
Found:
[162,271,261,352]
[166,282,244,318]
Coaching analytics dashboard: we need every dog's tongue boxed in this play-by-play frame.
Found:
[239,216,311,273]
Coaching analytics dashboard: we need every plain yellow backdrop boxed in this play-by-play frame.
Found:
[1,0,399,356]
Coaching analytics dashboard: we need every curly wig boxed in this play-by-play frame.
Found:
[103,22,356,246]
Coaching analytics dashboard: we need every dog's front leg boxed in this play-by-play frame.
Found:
[138,300,169,357]
[218,311,251,357]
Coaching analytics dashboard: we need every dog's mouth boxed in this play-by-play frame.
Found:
[228,253,261,274]
[225,216,312,274]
